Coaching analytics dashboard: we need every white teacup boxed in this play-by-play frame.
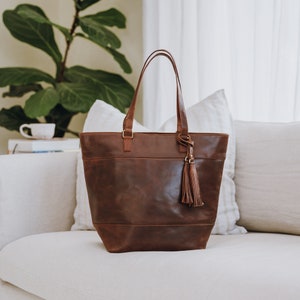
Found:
[19,123,56,140]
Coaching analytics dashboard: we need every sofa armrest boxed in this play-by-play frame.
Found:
[0,152,78,249]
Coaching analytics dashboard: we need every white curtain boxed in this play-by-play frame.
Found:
[143,0,300,129]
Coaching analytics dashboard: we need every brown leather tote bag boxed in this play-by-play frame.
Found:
[80,49,228,253]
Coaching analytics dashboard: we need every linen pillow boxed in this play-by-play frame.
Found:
[160,90,245,234]
[71,152,93,231]
[71,100,149,230]
[235,120,300,235]
[72,90,246,234]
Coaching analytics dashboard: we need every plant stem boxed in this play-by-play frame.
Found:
[57,5,80,82]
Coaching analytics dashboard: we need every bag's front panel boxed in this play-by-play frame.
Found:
[81,132,227,252]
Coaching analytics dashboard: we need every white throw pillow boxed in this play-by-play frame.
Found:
[160,90,245,234]
[71,152,93,231]
[71,101,149,230]
[235,120,300,235]
[72,90,246,234]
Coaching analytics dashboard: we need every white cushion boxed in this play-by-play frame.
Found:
[72,90,246,234]
[1,231,299,300]
[0,152,77,249]
[71,152,94,230]
[235,120,300,235]
[160,90,245,234]
[71,101,149,230]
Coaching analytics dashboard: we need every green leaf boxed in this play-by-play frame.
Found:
[0,67,54,87]
[3,84,43,98]
[76,0,101,11]
[3,5,62,64]
[76,34,131,73]
[64,66,134,111]
[57,82,99,113]
[16,5,72,41]
[83,9,126,28]
[79,16,121,49]
[0,105,39,132]
[105,47,132,74]
[24,88,60,118]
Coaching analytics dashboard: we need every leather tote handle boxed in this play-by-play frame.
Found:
[122,49,203,207]
[122,49,189,139]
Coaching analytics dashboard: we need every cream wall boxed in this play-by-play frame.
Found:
[0,0,142,154]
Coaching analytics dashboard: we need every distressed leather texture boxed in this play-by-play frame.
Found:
[80,50,228,252]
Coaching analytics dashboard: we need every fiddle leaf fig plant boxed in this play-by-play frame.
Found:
[0,0,134,137]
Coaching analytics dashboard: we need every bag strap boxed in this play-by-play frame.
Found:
[122,49,203,208]
[122,49,189,147]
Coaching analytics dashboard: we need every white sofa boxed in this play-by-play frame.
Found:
[0,118,300,300]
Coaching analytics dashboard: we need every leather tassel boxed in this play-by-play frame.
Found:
[181,160,194,206]
[177,134,204,208]
[180,158,204,208]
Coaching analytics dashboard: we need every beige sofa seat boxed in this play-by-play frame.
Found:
[1,231,300,300]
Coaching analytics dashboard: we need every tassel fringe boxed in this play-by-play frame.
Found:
[177,134,204,208]
[181,160,194,206]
